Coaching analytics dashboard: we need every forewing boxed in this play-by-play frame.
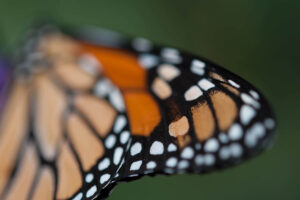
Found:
[75,26,276,186]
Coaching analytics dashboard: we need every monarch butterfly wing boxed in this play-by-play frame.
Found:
[0,25,276,200]
[0,77,34,200]
[0,29,133,200]
[75,27,276,182]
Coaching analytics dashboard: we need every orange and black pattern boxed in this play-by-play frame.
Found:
[0,25,276,200]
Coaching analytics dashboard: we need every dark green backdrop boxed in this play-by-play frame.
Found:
[0,0,299,199]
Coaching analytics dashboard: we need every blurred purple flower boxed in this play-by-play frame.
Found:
[0,58,11,114]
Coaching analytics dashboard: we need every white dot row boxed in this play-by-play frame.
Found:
[94,79,125,112]
[184,78,215,101]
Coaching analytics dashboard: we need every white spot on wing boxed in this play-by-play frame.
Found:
[150,141,164,155]
[86,185,97,198]
[166,157,178,167]
[130,142,142,156]
[245,123,266,147]
[230,143,243,157]
[241,93,260,109]
[181,147,194,159]
[157,64,181,81]
[195,155,204,165]
[113,147,123,165]
[94,79,113,97]
[85,173,94,183]
[184,86,203,101]
[240,105,256,125]
[132,37,152,52]
[146,161,157,169]
[129,174,139,177]
[228,124,243,141]
[100,174,111,184]
[250,90,259,99]
[130,160,143,171]
[228,80,240,88]
[105,135,116,149]
[219,147,230,160]
[98,158,110,171]
[114,115,127,133]
[198,78,215,91]
[191,59,205,75]
[204,154,215,166]
[73,193,83,200]
[204,138,219,152]
[161,48,182,64]
[109,88,125,111]
[120,131,130,144]
[178,160,189,169]
[219,133,229,143]
[264,118,275,129]
[139,54,159,69]
[245,133,256,147]
[167,143,177,152]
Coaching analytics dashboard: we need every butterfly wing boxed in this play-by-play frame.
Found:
[76,27,276,176]
[0,25,276,200]
[0,28,131,200]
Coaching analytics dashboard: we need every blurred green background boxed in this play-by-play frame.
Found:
[0,0,299,199]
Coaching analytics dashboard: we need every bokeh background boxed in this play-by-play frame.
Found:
[0,0,299,199]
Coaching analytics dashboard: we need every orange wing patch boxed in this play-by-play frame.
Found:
[81,44,161,136]
[211,91,237,131]
[81,43,146,90]
[168,116,190,137]
[191,102,215,142]
[123,91,161,136]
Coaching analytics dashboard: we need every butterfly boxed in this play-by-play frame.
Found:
[0,25,276,200]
